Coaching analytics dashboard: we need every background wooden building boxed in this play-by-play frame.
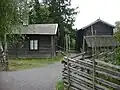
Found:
[76,19,119,53]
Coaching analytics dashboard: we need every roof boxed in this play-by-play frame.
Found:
[13,24,58,35]
[81,19,115,30]
[85,35,120,47]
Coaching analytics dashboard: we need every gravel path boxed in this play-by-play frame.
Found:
[0,62,63,90]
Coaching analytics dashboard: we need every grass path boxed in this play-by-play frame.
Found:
[9,56,63,71]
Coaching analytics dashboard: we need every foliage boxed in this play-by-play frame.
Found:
[48,0,78,48]
[29,0,53,24]
[114,47,120,65]
[9,55,63,71]
[0,0,25,51]
[29,0,79,49]
[0,0,16,40]
[97,47,120,65]
[56,80,64,90]
[114,21,120,42]
[114,21,120,65]
[115,21,120,31]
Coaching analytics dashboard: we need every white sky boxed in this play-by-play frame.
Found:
[71,0,120,29]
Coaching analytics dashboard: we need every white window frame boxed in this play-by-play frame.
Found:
[30,40,38,50]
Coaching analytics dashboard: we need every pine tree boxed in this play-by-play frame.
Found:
[29,0,79,49]
[29,0,53,24]
[47,0,78,48]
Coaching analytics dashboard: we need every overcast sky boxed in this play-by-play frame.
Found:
[71,0,120,29]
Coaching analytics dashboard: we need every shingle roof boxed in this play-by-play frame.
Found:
[85,35,120,47]
[81,19,115,30]
[13,24,58,35]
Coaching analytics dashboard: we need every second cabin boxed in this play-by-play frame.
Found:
[76,19,119,54]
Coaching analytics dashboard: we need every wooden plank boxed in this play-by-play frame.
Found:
[70,52,85,59]
[63,79,88,90]
[63,79,69,89]
[63,72,93,88]
[96,77,120,89]
[70,86,79,90]
[64,63,93,74]
[71,82,91,90]
[67,56,70,90]
[64,58,91,68]
[95,59,120,70]
[67,61,93,71]
[64,70,92,83]
[51,35,54,57]
[64,65,93,80]
[95,84,110,90]
[96,70,120,80]
[65,34,68,52]
[68,58,93,66]
[63,77,93,90]
[96,65,120,78]
[66,58,93,70]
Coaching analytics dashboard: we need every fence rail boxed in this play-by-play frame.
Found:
[62,55,120,90]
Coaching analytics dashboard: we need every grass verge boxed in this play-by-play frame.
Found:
[56,80,64,90]
[9,56,63,71]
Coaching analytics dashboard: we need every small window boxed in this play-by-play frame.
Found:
[30,40,38,50]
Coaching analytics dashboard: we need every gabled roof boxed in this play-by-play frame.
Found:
[13,24,58,35]
[85,35,120,47]
[81,19,115,30]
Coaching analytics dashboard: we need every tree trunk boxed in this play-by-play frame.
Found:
[0,34,8,71]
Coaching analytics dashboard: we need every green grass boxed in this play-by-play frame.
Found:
[9,56,63,71]
[56,80,64,90]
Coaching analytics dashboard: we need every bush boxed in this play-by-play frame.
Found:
[114,47,120,65]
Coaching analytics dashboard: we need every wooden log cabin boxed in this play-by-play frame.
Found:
[7,24,58,58]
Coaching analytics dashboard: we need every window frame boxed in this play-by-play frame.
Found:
[29,39,39,51]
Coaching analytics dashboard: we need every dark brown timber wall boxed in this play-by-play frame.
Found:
[8,34,56,58]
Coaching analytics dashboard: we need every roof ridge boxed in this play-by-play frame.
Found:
[81,19,115,30]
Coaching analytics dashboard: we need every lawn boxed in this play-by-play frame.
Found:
[9,56,63,71]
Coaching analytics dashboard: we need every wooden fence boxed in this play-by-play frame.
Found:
[62,54,120,90]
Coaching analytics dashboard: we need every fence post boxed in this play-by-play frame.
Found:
[82,36,85,60]
[5,52,8,71]
[91,25,95,90]
[66,34,68,53]
[67,57,71,90]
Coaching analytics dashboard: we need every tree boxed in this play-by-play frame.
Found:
[29,0,79,49]
[113,21,120,65]
[114,21,120,42]
[48,0,78,49]
[0,0,25,70]
[29,0,53,24]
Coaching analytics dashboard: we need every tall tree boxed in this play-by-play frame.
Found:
[0,0,24,70]
[29,0,53,24]
[47,0,78,48]
[29,0,78,49]
[0,0,18,51]
[0,0,28,50]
